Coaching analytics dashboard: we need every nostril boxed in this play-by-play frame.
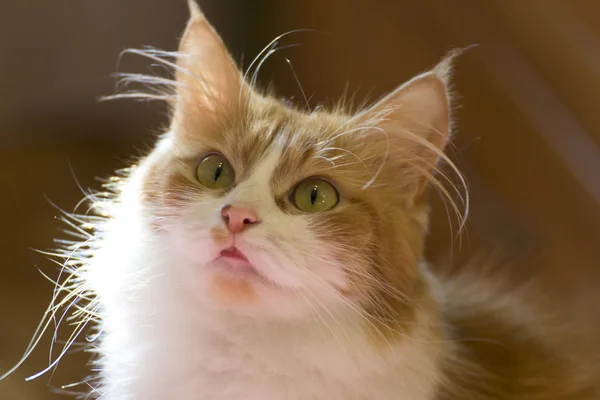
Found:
[221,205,231,222]
[243,217,256,225]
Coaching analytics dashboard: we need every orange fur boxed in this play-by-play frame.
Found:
[206,274,258,306]
[209,226,230,243]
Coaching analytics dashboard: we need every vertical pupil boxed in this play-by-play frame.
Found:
[213,162,223,182]
[310,185,318,205]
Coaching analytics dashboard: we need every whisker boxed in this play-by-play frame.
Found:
[285,58,311,112]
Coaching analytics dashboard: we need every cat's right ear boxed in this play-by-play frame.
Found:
[171,1,247,136]
[354,52,457,201]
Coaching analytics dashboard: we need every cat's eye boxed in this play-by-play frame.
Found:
[195,153,235,189]
[291,178,339,213]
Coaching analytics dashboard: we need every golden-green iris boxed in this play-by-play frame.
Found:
[195,154,235,189]
[292,178,339,212]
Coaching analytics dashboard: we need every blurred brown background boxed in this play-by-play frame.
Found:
[1,0,600,398]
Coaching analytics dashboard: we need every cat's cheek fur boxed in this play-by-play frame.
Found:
[167,202,225,265]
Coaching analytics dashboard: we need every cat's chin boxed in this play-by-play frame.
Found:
[206,257,271,286]
[195,257,280,310]
[186,258,320,318]
[173,237,332,317]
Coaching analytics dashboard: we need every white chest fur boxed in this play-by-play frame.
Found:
[96,291,442,400]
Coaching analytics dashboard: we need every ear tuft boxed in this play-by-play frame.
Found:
[432,45,478,87]
[187,0,204,20]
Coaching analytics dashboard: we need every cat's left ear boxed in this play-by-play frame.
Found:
[359,53,457,199]
[171,1,247,133]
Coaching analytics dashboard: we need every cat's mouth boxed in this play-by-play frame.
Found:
[219,247,248,262]
[209,246,269,283]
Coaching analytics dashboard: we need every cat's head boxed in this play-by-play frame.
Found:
[139,3,458,324]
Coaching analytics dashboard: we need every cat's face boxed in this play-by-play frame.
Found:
[139,10,452,321]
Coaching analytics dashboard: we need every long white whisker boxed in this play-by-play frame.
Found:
[285,58,311,112]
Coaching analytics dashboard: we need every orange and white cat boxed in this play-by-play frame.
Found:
[9,1,600,399]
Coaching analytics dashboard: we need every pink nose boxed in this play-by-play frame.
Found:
[221,205,260,234]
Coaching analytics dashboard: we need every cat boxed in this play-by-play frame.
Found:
[7,0,600,399]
